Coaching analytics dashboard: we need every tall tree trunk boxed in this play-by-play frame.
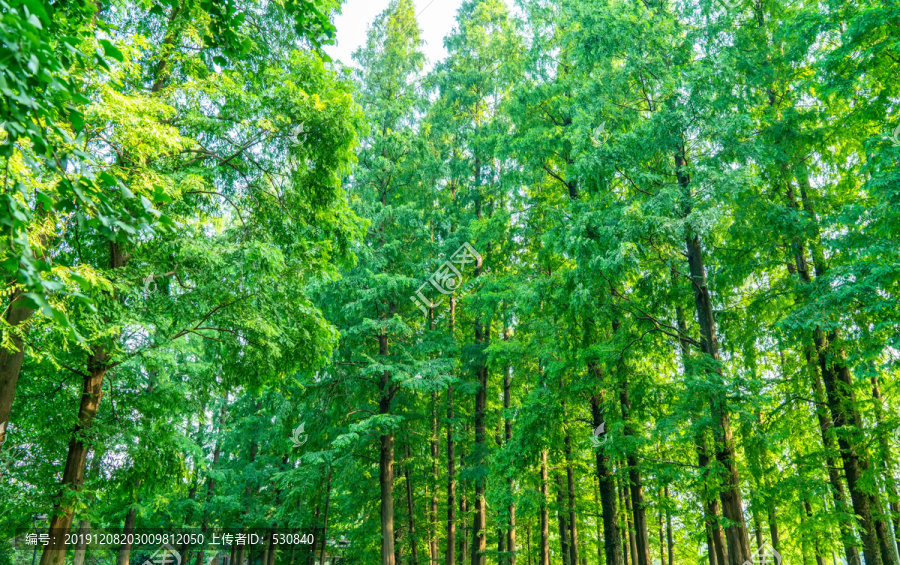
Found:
[196,398,227,565]
[380,327,397,565]
[622,482,637,565]
[590,390,624,565]
[471,318,488,565]
[804,499,827,565]
[677,152,751,565]
[320,468,332,565]
[619,377,650,565]
[804,351,861,565]
[563,416,579,565]
[539,450,550,565]
[405,444,419,565]
[871,375,900,560]
[504,360,516,565]
[556,472,571,565]
[817,332,892,565]
[767,504,780,552]
[72,453,102,565]
[665,486,673,565]
[461,494,470,564]
[40,242,126,565]
[39,358,107,565]
[447,384,457,565]
[0,292,35,447]
[431,393,440,565]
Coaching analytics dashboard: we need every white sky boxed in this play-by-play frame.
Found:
[324,0,511,69]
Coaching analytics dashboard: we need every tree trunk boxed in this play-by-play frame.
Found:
[504,361,516,565]
[321,468,332,565]
[196,399,227,565]
[405,444,419,565]
[471,319,488,565]
[0,292,35,447]
[767,504,780,552]
[804,499,827,565]
[622,483,637,565]
[431,393,440,565]
[447,385,456,565]
[115,507,138,565]
[539,450,550,565]
[871,375,900,560]
[665,486,673,565]
[39,361,107,565]
[817,331,892,565]
[380,329,397,565]
[72,519,92,565]
[590,391,624,565]
[678,152,751,565]
[619,378,650,565]
[556,472,571,565]
[563,419,579,565]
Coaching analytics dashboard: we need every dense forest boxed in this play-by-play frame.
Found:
[2,0,899,564]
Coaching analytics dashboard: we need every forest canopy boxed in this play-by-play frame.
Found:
[1,0,899,564]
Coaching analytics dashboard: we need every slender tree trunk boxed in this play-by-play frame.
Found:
[321,468,332,565]
[431,393,440,565]
[539,451,550,565]
[556,472,571,565]
[471,318,488,565]
[622,482,637,565]
[804,499,826,565]
[767,504,780,552]
[804,351,861,565]
[595,476,604,565]
[563,417,579,565]
[406,444,419,565]
[461,495,470,564]
[504,362,516,565]
[619,378,650,565]
[380,327,397,565]
[665,486,673,565]
[197,399,227,565]
[677,152,751,565]
[447,385,456,565]
[72,453,101,565]
[590,391,624,565]
[871,375,900,560]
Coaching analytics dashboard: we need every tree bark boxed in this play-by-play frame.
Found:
[622,482,637,565]
[405,443,419,565]
[446,385,456,565]
[321,468,332,565]
[431,393,440,565]
[619,378,650,565]
[677,152,752,565]
[39,359,107,565]
[563,417,579,565]
[590,390,624,565]
[504,361,516,565]
[115,506,138,565]
[539,450,550,565]
[471,318,488,565]
[380,328,397,565]
[665,486,673,565]
[556,472,571,565]
[0,292,35,447]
